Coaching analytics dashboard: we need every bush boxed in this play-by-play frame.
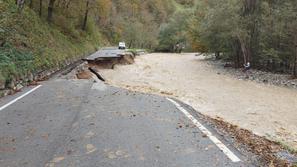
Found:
[0,42,34,84]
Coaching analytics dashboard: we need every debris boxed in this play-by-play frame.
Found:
[89,67,105,82]
[76,71,93,79]
[210,117,294,166]
[160,91,173,96]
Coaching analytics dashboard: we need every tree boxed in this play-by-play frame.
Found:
[47,0,56,22]
[39,0,42,16]
[157,10,192,52]
[82,0,90,30]
[190,0,297,75]
[29,0,33,8]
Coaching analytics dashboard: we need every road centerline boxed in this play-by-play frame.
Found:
[167,98,241,163]
[0,85,42,111]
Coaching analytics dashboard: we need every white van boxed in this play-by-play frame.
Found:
[118,42,126,50]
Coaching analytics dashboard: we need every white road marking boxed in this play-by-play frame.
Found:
[0,85,42,111]
[167,98,241,163]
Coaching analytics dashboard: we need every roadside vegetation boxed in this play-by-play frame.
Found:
[0,0,188,90]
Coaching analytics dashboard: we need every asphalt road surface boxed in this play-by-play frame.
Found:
[0,77,257,167]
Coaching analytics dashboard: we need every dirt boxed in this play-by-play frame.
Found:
[88,60,119,69]
[99,53,297,152]
[87,54,135,70]
[76,71,93,79]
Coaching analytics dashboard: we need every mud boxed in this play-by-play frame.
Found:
[87,54,135,70]
[76,71,93,79]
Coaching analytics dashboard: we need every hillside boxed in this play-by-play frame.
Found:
[0,0,102,91]
[0,0,188,92]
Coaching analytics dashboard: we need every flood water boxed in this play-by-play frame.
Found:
[101,53,297,149]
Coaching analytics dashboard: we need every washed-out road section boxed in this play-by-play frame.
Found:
[0,76,256,166]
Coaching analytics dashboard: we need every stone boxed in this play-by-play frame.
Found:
[15,83,23,91]
[28,73,34,82]
[0,80,5,90]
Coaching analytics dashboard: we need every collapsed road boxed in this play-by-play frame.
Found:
[83,47,135,69]
[0,49,276,166]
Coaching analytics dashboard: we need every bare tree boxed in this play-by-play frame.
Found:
[293,40,297,77]
[82,0,95,31]
[39,0,42,16]
[82,0,90,30]
[47,0,56,22]
[29,0,33,8]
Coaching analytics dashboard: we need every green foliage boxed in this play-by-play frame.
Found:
[157,10,193,51]
[0,0,202,88]
[0,0,102,86]
[189,0,297,73]
[95,0,177,49]
[0,42,33,83]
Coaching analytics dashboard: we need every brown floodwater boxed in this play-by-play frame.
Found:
[100,53,297,149]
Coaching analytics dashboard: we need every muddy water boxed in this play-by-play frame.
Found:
[100,53,297,149]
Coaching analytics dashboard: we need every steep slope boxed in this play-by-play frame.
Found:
[0,0,189,92]
[0,0,102,91]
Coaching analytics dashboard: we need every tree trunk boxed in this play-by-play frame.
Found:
[128,40,133,49]
[39,0,42,16]
[47,0,56,23]
[82,0,90,31]
[293,44,297,78]
[234,40,241,68]
[29,0,33,8]
[241,0,258,65]
[215,52,220,59]
[17,0,25,11]
[238,36,248,65]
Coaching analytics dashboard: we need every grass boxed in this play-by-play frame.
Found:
[0,0,102,88]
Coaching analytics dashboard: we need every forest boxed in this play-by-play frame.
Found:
[188,0,297,76]
[1,0,297,90]
[149,0,297,77]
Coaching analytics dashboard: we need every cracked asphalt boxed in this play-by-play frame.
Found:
[0,78,258,167]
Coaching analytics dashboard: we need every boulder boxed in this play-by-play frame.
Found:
[0,80,5,90]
